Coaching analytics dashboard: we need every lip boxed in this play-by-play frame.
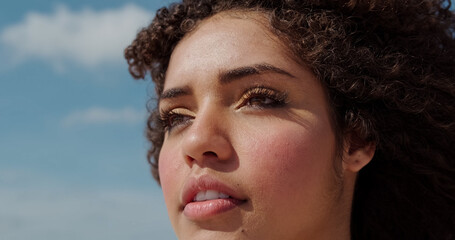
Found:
[181,175,246,220]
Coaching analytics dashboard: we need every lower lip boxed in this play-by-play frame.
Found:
[183,198,244,220]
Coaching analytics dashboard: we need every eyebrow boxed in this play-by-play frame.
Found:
[160,63,294,100]
[219,63,295,84]
[160,87,191,100]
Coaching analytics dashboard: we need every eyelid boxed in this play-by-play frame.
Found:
[160,107,193,116]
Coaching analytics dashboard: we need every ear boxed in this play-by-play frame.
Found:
[342,139,376,173]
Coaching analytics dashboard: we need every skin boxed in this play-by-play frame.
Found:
[158,11,373,240]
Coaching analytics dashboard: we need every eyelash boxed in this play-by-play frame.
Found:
[159,86,288,132]
[238,86,288,109]
[159,109,193,132]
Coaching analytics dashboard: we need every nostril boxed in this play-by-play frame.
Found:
[203,151,218,157]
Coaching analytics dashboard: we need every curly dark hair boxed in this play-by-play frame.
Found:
[125,0,455,239]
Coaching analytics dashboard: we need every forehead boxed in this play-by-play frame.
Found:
[164,11,294,88]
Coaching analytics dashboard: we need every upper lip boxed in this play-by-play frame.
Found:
[181,175,245,208]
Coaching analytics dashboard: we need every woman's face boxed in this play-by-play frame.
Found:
[158,12,354,240]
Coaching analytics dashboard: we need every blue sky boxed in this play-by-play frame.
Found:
[2,1,454,240]
[0,0,176,239]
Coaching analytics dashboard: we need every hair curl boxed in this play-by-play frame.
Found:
[125,0,455,239]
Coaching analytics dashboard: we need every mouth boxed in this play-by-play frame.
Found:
[181,176,247,221]
[193,190,230,202]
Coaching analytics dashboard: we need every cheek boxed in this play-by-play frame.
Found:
[158,144,182,209]
[240,122,336,202]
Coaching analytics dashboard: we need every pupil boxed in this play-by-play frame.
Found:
[251,96,270,105]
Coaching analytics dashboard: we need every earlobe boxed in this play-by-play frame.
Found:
[342,141,376,173]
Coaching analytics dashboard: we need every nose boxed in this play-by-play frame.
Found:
[181,108,234,167]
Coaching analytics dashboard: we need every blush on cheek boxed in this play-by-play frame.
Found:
[243,127,334,196]
[257,131,317,171]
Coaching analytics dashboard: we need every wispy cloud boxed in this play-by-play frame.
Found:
[62,107,146,126]
[0,169,175,240]
[0,4,152,69]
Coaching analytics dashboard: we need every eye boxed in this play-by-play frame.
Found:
[248,95,276,106]
[159,109,193,132]
[238,86,288,109]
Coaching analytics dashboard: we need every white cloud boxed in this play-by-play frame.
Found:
[0,4,152,68]
[62,107,146,126]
